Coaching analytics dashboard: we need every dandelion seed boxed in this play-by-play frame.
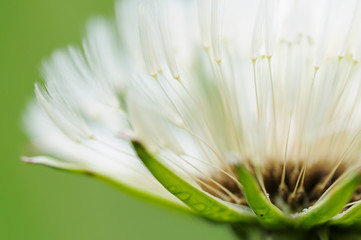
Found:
[23,0,361,238]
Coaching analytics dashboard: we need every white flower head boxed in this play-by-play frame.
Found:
[23,0,361,236]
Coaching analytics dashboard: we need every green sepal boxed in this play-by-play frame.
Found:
[132,141,256,223]
[237,166,290,229]
[295,171,361,229]
[330,197,361,227]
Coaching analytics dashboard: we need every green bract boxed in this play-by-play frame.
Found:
[133,141,255,223]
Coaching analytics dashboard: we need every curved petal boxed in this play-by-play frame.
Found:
[237,166,290,228]
[133,141,256,223]
[294,171,361,229]
[330,201,361,227]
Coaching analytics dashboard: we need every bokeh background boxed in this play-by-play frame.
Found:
[0,0,237,239]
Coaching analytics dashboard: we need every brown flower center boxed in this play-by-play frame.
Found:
[201,161,359,212]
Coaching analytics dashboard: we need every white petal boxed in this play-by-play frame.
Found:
[24,102,188,208]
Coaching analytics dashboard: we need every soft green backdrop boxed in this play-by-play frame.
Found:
[0,0,236,239]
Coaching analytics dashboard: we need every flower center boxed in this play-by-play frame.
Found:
[201,161,360,213]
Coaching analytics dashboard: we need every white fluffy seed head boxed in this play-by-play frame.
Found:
[25,0,361,209]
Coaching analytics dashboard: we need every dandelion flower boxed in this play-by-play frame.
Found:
[23,0,361,238]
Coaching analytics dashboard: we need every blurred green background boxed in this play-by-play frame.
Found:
[0,0,236,239]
